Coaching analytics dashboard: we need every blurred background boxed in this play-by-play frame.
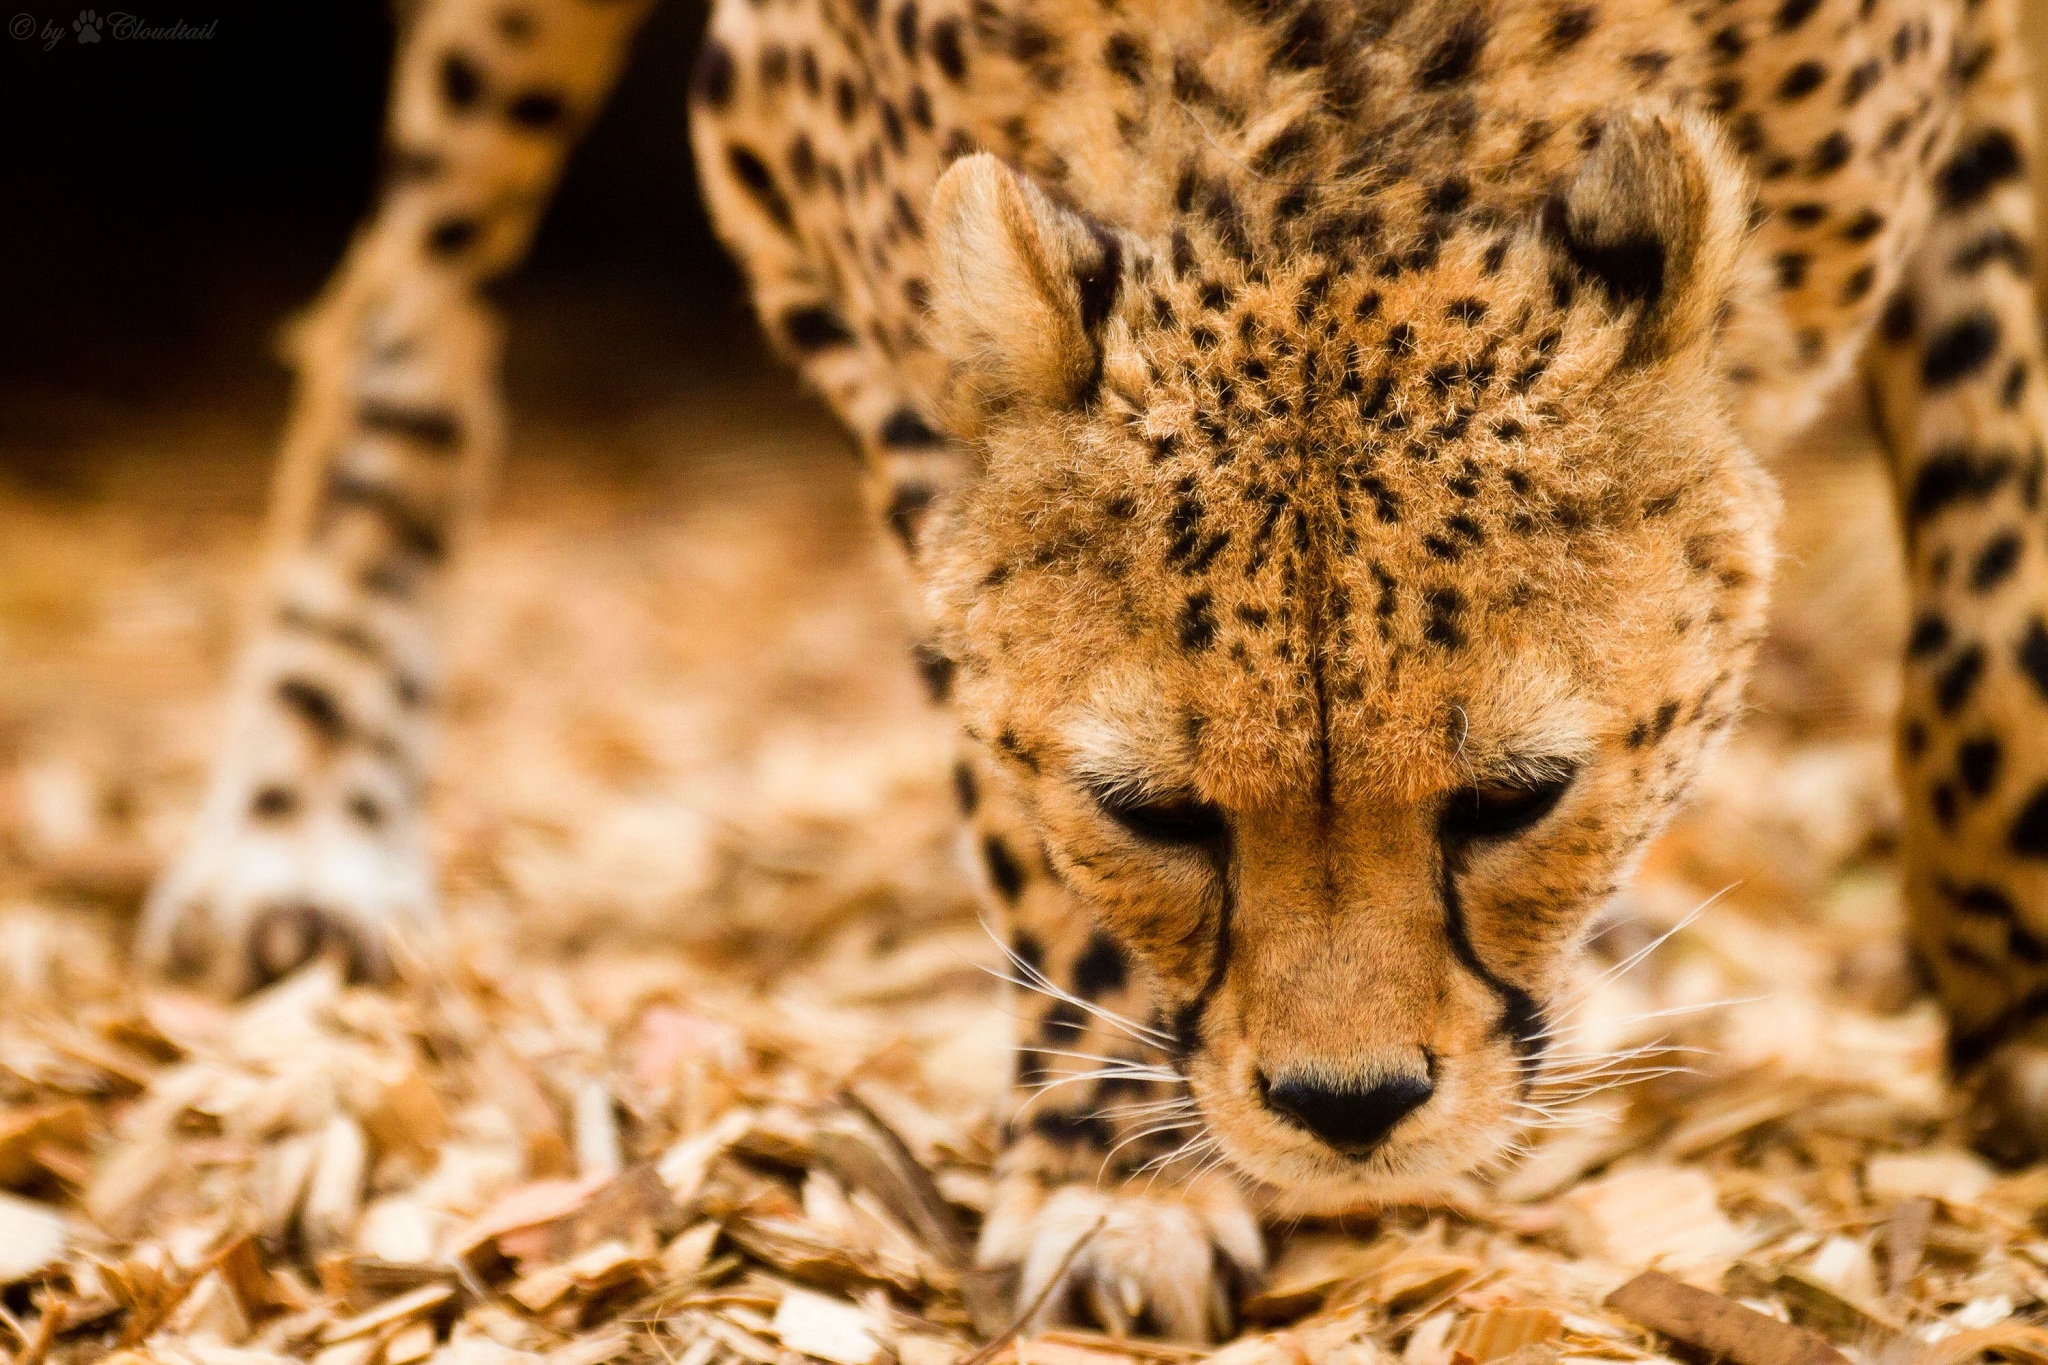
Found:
[0,0,976,964]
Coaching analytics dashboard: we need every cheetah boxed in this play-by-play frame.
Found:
[142,0,2048,1340]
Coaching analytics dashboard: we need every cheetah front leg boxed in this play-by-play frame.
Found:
[1865,0,2048,1160]
[965,755,1266,1343]
[141,0,653,994]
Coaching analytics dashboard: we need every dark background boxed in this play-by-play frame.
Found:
[0,0,733,455]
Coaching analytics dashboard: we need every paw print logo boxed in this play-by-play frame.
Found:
[73,8,101,40]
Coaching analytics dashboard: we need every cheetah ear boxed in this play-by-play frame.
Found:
[1542,107,1748,367]
[928,153,1131,415]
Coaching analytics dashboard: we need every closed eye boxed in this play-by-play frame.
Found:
[1440,768,1577,845]
[1091,787,1228,850]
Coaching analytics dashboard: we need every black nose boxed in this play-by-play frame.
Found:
[1262,1071,1434,1154]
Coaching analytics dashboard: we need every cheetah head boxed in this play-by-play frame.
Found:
[917,112,1776,1209]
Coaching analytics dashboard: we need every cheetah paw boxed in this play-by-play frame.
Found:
[1967,1028,2048,1166]
[139,777,436,996]
[977,1173,1266,1343]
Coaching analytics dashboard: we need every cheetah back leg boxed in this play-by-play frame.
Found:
[141,0,655,995]
[1863,0,2048,1161]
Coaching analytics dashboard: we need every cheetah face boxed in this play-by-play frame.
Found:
[921,122,1775,1207]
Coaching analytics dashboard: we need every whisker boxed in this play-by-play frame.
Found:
[978,918,1179,1050]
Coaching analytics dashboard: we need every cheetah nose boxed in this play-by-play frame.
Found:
[1260,1070,1434,1155]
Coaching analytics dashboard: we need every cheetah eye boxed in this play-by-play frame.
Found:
[1092,788,1228,849]
[1440,769,1577,845]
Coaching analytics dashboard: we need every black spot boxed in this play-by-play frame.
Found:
[1948,882,2017,920]
[1073,933,1128,996]
[1775,251,1810,289]
[727,145,795,233]
[1030,1108,1110,1147]
[1903,719,1928,758]
[1807,131,1853,176]
[1936,129,2023,211]
[323,470,445,561]
[1842,57,1882,104]
[1446,297,1488,325]
[440,50,486,112]
[2002,361,2031,410]
[1252,120,1315,175]
[1180,593,1217,651]
[359,400,462,451]
[692,38,736,110]
[982,835,1026,899]
[1922,313,2001,388]
[1423,587,1465,648]
[928,17,966,80]
[426,217,479,256]
[1039,998,1086,1043]
[1932,782,1959,829]
[1959,737,2003,797]
[879,407,945,447]
[1970,530,2023,592]
[953,760,979,814]
[1007,16,1056,63]
[1951,228,2033,276]
[1907,612,1951,657]
[885,482,935,551]
[1428,178,1471,215]
[1544,195,1665,309]
[1103,31,1145,82]
[1417,10,1488,86]
[1073,221,1124,338]
[911,643,954,702]
[506,88,567,131]
[1774,0,1820,30]
[1710,24,1746,60]
[1841,264,1877,305]
[250,786,299,820]
[1935,644,1985,714]
[2017,617,2048,699]
[787,135,817,188]
[781,305,855,351]
[1276,4,1327,68]
[276,677,348,744]
[2011,787,2048,858]
[894,0,919,56]
[1548,4,1596,50]
[1880,290,1916,344]
[1777,60,1826,100]
[1842,209,1886,242]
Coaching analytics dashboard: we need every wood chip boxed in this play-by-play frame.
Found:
[1561,1166,1745,1272]
[319,1285,457,1344]
[302,1115,369,1254]
[0,1190,67,1282]
[1771,1266,1901,1345]
[1448,1308,1563,1362]
[1883,1197,1932,1295]
[1605,1271,1848,1365]
[771,1286,886,1365]
[0,1101,91,1188]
